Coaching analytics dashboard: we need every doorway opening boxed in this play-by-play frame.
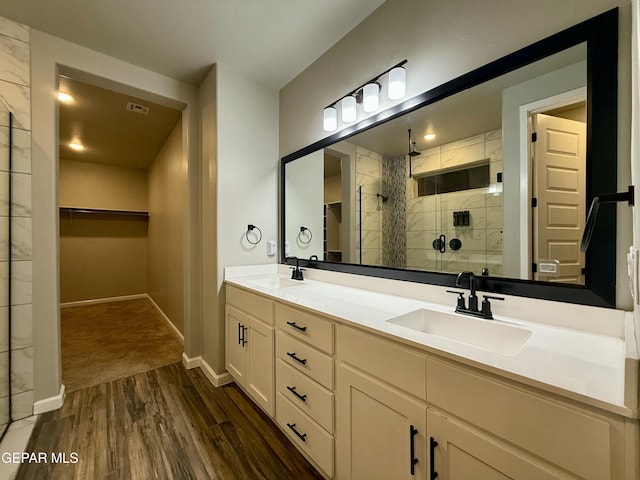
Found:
[57,75,186,392]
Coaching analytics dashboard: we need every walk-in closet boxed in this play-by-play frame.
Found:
[57,76,186,391]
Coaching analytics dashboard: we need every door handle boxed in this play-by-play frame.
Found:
[430,436,439,479]
[410,424,419,475]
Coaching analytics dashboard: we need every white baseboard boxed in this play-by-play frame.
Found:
[60,294,147,308]
[33,384,65,414]
[200,358,233,387]
[146,294,184,343]
[182,352,201,369]
[181,354,232,387]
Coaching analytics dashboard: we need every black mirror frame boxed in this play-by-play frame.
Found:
[281,8,618,308]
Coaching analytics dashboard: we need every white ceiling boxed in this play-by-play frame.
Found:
[0,0,386,88]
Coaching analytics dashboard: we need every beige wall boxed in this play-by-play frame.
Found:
[58,159,148,303]
[148,119,185,334]
[59,158,148,210]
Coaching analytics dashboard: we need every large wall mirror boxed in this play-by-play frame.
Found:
[281,8,619,308]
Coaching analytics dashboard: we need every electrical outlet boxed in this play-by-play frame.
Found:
[266,240,277,256]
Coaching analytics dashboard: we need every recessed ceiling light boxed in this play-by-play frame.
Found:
[69,142,85,151]
[57,92,74,103]
[424,133,437,141]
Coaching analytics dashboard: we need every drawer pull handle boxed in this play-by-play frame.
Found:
[286,321,307,332]
[286,385,307,402]
[410,424,419,475]
[286,352,307,365]
[430,436,439,480]
[286,422,307,442]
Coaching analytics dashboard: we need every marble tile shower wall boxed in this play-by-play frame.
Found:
[406,129,503,275]
[0,16,33,422]
[355,146,382,265]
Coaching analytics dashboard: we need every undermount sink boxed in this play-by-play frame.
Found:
[387,309,532,356]
[246,276,305,289]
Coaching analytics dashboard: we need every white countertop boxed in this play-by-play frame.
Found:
[224,264,638,417]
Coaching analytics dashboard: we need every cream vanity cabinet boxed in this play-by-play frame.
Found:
[225,285,275,416]
[425,358,628,480]
[336,325,428,480]
[274,302,336,478]
[335,324,631,480]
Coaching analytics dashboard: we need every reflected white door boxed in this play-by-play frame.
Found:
[532,113,586,284]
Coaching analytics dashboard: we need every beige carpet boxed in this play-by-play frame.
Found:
[61,298,183,392]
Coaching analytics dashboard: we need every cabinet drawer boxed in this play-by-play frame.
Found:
[426,358,616,480]
[226,285,274,325]
[276,303,334,354]
[276,331,334,390]
[276,393,334,478]
[337,325,426,400]
[276,359,334,433]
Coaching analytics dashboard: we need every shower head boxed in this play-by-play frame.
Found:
[407,129,420,156]
[407,128,420,178]
[376,193,388,202]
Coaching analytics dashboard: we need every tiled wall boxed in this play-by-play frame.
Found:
[0,16,33,422]
[381,155,406,268]
[355,146,382,265]
[406,129,504,275]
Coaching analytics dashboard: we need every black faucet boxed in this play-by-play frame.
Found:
[456,271,478,311]
[285,256,304,281]
[447,271,503,319]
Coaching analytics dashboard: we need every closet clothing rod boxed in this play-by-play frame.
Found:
[59,207,149,218]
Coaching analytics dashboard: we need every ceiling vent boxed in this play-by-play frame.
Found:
[126,102,150,115]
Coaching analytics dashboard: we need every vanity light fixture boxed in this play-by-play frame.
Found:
[69,142,85,151]
[322,59,407,132]
[424,133,437,141]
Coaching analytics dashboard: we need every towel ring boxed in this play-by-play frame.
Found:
[245,224,262,245]
[298,226,312,244]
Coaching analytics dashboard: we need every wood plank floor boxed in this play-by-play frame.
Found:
[17,363,325,480]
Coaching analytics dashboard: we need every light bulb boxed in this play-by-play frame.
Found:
[388,66,406,100]
[362,83,380,113]
[341,95,357,123]
[323,106,337,132]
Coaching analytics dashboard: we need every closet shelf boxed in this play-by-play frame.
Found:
[59,207,150,218]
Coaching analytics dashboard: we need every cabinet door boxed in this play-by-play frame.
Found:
[428,410,567,480]
[245,317,274,416]
[225,305,246,383]
[336,364,427,480]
